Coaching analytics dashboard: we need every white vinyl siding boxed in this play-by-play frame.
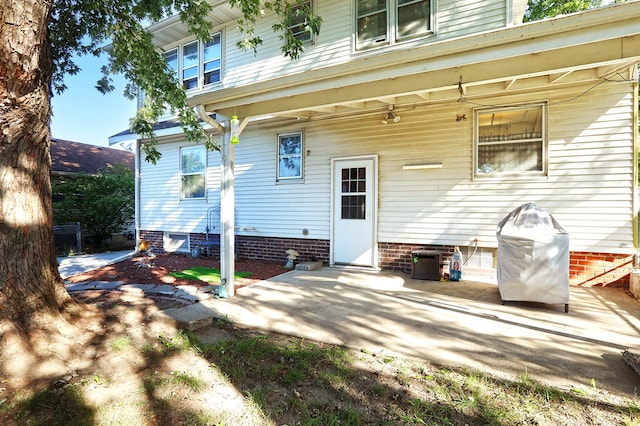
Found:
[139,80,635,254]
[213,0,510,92]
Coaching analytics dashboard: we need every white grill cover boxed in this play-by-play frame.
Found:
[496,203,569,304]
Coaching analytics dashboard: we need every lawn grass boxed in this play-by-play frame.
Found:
[168,266,252,283]
[4,322,639,425]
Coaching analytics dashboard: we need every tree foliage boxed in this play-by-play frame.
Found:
[52,164,135,246]
[524,0,627,22]
[49,0,321,163]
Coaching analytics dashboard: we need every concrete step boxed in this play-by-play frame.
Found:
[295,261,323,271]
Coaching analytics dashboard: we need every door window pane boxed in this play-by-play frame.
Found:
[340,167,366,220]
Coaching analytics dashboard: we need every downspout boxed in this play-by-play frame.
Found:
[135,138,141,249]
[196,105,235,298]
[633,66,639,266]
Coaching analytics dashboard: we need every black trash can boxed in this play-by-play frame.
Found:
[411,250,442,280]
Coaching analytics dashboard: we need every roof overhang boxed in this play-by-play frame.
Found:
[189,1,640,122]
[147,0,242,47]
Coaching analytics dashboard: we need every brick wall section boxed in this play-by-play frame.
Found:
[139,230,163,253]
[569,251,633,287]
[379,242,633,287]
[140,232,633,287]
[141,230,330,265]
[379,242,453,275]
[237,236,330,265]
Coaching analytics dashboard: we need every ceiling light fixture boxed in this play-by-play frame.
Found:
[381,105,401,124]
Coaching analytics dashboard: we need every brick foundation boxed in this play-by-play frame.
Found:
[569,251,633,287]
[139,230,163,252]
[140,230,329,265]
[140,231,633,287]
[378,242,633,288]
[237,235,330,265]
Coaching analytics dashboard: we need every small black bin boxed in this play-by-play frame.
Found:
[411,250,442,280]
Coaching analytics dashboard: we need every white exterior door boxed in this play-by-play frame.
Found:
[331,156,377,267]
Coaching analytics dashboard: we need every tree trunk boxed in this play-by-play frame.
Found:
[0,0,72,330]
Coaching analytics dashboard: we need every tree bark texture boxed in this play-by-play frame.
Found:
[0,0,72,329]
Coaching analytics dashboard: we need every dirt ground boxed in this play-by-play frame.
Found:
[65,252,290,290]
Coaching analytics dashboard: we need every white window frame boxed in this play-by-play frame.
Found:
[474,102,548,179]
[277,131,304,181]
[163,31,222,91]
[163,232,190,253]
[180,145,207,199]
[203,33,222,85]
[289,0,315,45]
[355,0,433,51]
[182,41,199,89]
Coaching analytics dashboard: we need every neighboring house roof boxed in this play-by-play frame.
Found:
[51,138,134,176]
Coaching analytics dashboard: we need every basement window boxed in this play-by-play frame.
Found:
[163,232,190,253]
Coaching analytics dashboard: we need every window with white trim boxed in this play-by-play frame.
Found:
[180,145,206,199]
[289,0,314,44]
[164,32,222,90]
[163,232,190,253]
[474,103,547,178]
[356,0,432,51]
[277,132,303,181]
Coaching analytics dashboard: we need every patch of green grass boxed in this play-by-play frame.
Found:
[110,335,131,351]
[168,266,252,283]
[13,385,94,426]
[171,371,206,392]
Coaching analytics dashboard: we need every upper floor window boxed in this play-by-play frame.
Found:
[277,132,303,181]
[356,0,432,50]
[182,42,199,89]
[164,32,222,90]
[180,145,206,199]
[289,0,314,44]
[474,103,547,179]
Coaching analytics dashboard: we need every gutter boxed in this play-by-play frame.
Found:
[188,1,640,110]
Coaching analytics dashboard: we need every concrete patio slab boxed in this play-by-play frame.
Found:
[184,267,640,397]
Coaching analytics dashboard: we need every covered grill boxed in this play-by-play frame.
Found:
[496,203,570,312]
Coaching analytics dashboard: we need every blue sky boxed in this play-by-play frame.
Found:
[50,54,137,147]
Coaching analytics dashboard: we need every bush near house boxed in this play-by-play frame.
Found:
[52,163,134,248]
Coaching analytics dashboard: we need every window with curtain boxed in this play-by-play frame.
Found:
[277,132,303,180]
[475,103,547,178]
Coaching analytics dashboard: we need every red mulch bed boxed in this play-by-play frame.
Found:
[65,253,290,291]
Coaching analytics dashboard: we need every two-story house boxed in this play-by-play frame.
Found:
[110,0,640,289]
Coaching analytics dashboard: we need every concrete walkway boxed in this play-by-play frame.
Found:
[158,267,640,398]
[57,250,134,279]
[65,265,640,397]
